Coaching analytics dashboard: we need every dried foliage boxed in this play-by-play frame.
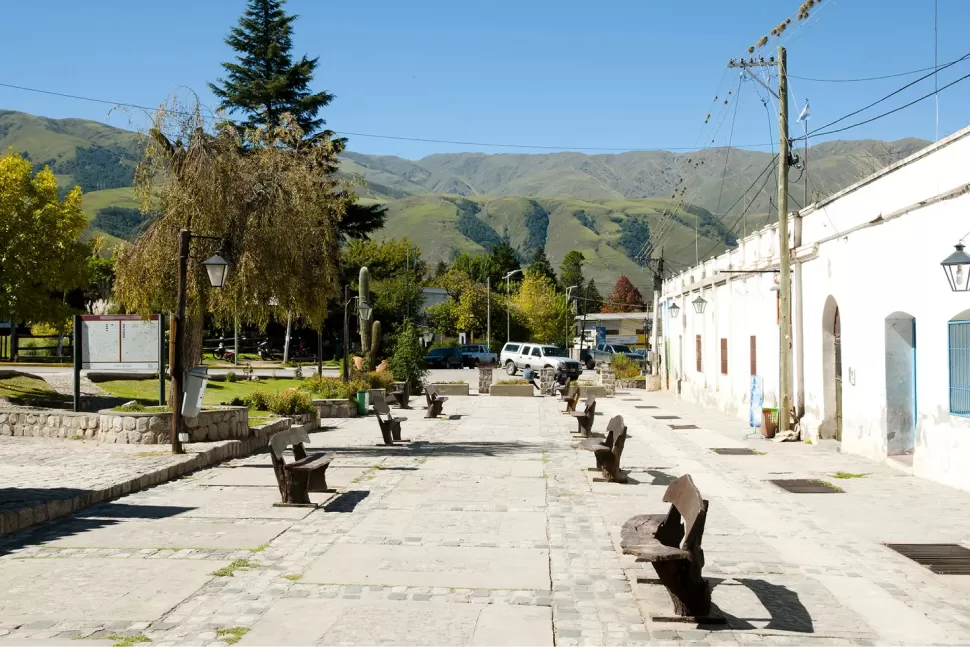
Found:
[114,96,346,365]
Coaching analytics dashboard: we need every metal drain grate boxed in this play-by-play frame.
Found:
[635,405,658,409]
[885,544,970,574]
[712,448,758,455]
[670,424,700,430]
[769,479,844,493]
[653,415,680,420]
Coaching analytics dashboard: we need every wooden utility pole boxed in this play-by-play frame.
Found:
[651,248,664,376]
[729,46,792,432]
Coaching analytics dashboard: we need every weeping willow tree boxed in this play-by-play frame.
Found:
[114,96,347,367]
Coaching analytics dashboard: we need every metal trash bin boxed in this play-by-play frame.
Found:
[183,367,209,418]
[356,390,369,415]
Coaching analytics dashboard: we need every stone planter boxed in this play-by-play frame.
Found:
[96,406,249,444]
[313,398,358,418]
[430,383,470,396]
[489,384,534,397]
[578,386,608,398]
[477,367,494,395]
[617,378,647,389]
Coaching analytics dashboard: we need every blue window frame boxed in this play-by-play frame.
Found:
[948,321,970,417]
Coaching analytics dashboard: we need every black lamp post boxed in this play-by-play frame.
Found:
[942,242,970,292]
[669,302,681,318]
[172,229,229,455]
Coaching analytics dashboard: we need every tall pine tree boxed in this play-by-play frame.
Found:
[527,247,558,286]
[209,0,386,240]
[209,0,335,138]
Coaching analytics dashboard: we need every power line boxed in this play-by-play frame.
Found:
[801,50,970,138]
[0,80,778,154]
[803,70,970,140]
[791,64,944,83]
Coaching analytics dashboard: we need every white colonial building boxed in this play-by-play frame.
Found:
[660,125,970,492]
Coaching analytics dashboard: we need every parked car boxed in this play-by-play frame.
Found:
[424,346,463,369]
[588,343,644,369]
[499,342,583,379]
[459,344,498,367]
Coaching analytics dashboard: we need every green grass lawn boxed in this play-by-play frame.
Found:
[97,377,306,410]
[0,375,72,408]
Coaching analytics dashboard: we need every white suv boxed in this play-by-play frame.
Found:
[499,342,583,379]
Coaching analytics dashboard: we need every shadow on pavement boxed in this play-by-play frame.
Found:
[0,501,193,556]
[315,440,548,458]
[323,490,370,512]
[706,578,815,633]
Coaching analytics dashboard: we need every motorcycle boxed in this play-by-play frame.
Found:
[257,339,277,361]
[214,339,236,362]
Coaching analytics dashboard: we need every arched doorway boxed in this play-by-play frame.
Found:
[821,297,842,441]
[885,313,916,457]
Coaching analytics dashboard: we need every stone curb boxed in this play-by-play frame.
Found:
[0,418,293,539]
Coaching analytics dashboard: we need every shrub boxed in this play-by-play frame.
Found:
[497,379,530,385]
[430,338,459,350]
[365,370,395,391]
[302,375,356,400]
[610,354,641,380]
[225,371,237,383]
[293,363,304,380]
[243,391,271,411]
[389,320,429,391]
[267,389,315,416]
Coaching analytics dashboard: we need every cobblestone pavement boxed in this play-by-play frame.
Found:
[2,391,970,645]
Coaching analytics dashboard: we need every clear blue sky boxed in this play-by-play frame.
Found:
[2,0,968,159]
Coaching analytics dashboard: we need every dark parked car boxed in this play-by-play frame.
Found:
[424,347,463,369]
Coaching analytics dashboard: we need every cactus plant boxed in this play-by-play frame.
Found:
[368,320,382,370]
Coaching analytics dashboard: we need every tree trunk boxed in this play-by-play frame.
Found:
[283,311,293,364]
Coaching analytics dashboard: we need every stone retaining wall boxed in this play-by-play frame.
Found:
[0,410,99,439]
[96,407,249,444]
[617,379,647,389]
[314,399,357,418]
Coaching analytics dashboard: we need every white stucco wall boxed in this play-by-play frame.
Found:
[661,125,970,492]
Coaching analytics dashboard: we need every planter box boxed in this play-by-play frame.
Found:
[578,386,608,398]
[313,399,358,419]
[489,384,534,397]
[617,379,647,390]
[431,383,470,396]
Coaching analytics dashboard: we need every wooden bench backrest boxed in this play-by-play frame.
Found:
[425,384,437,401]
[270,425,311,459]
[585,397,597,419]
[604,415,625,448]
[567,384,578,398]
[372,392,391,417]
[657,474,708,554]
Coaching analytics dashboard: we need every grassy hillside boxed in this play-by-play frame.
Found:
[376,194,734,293]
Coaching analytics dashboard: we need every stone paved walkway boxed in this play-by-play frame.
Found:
[1,390,970,645]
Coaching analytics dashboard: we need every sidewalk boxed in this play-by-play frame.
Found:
[0,391,968,645]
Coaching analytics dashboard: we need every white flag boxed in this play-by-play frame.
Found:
[797,99,811,123]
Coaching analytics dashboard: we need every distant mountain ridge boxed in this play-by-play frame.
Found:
[1,108,929,292]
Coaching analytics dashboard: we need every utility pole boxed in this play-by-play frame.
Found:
[651,248,664,376]
[486,277,491,350]
[729,46,792,432]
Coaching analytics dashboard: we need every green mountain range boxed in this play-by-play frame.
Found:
[1,109,928,293]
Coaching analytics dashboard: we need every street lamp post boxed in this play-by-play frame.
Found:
[564,285,578,350]
[503,269,522,342]
[486,277,491,350]
[342,285,372,382]
[171,229,229,455]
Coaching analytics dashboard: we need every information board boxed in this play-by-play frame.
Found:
[81,315,161,370]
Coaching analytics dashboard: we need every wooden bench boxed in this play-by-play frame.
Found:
[578,415,627,482]
[269,426,335,506]
[563,388,581,414]
[390,381,410,409]
[571,396,596,436]
[424,384,448,418]
[373,392,407,444]
[558,382,577,401]
[620,474,714,620]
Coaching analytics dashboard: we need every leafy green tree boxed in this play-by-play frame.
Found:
[84,237,116,313]
[0,151,90,325]
[527,247,557,286]
[603,275,645,313]
[209,0,334,137]
[434,260,448,278]
[559,250,585,292]
[389,319,429,391]
[512,272,570,344]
